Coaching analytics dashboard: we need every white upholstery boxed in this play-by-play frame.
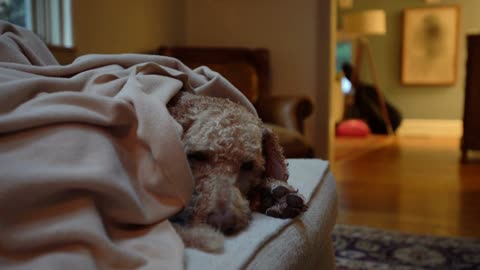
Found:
[185,159,338,270]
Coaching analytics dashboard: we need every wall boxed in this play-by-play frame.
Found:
[183,0,317,98]
[339,0,480,120]
[72,0,182,55]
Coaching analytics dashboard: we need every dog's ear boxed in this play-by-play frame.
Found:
[262,127,289,180]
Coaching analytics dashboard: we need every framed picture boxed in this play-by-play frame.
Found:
[401,6,460,86]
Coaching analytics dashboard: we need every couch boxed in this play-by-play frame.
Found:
[0,20,337,269]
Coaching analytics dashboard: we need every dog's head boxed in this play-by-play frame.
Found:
[168,91,288,235]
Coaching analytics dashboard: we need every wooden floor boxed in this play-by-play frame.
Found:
[333,135,480,238]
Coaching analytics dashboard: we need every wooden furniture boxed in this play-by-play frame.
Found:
[461,35,480,162]
[47,45,77,65]
[156,46,315,158]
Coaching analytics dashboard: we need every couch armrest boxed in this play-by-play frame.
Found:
[256,96,313,134]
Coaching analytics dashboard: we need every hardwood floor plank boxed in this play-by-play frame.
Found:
[333,136,480,238]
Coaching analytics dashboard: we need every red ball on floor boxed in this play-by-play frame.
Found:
[336,119,371,137]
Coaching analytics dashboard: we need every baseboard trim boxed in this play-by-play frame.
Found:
[397,119,462,138]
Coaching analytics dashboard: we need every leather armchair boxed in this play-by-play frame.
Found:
[256,96,313,158]
[156,46,314,158]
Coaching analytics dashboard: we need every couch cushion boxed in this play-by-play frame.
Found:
[208,62,259,103]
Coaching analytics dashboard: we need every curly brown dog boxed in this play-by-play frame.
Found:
[167,91,307,252]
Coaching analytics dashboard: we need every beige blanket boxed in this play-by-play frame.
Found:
[0,21,254,270]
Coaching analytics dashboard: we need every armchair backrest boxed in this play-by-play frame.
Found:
[157,46,271,104]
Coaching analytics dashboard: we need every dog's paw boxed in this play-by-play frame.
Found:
[172,223,224,253]
[264,179,308,219]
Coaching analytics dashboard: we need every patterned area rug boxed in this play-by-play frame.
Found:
[333,224,480,270]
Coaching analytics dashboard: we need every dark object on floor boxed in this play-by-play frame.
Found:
[344,82,402,135]
[342,63,402,135]
[333,224,480,270]
[154,46,314,158]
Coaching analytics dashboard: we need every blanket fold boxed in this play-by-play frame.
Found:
[0,20,253,270]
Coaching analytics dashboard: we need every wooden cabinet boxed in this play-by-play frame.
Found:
[461,35,480,162]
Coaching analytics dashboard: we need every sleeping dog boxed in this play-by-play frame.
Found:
[167,91,307,252]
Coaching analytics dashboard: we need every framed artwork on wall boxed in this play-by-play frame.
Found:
[401,5,460,86]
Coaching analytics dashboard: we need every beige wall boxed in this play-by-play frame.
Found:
[73,0,181,55]
[183,0,317,98]
[339,0,480,120]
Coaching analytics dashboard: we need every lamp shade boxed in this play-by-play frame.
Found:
[342,9,386,35]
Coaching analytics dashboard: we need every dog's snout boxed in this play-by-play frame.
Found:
[207,210,237,235]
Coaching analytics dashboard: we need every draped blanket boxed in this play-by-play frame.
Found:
[0,21,254,270]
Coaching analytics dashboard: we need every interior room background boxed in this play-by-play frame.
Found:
[339,0,480,122]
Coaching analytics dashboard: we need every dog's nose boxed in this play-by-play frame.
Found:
[207,210,237,235]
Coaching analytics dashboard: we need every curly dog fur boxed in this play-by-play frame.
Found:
[167,91,307,252]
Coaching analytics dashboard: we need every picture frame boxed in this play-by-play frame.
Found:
[401,5,460,86]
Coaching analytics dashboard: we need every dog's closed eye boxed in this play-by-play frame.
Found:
[240,161,255,171]
[187,151,210,162]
